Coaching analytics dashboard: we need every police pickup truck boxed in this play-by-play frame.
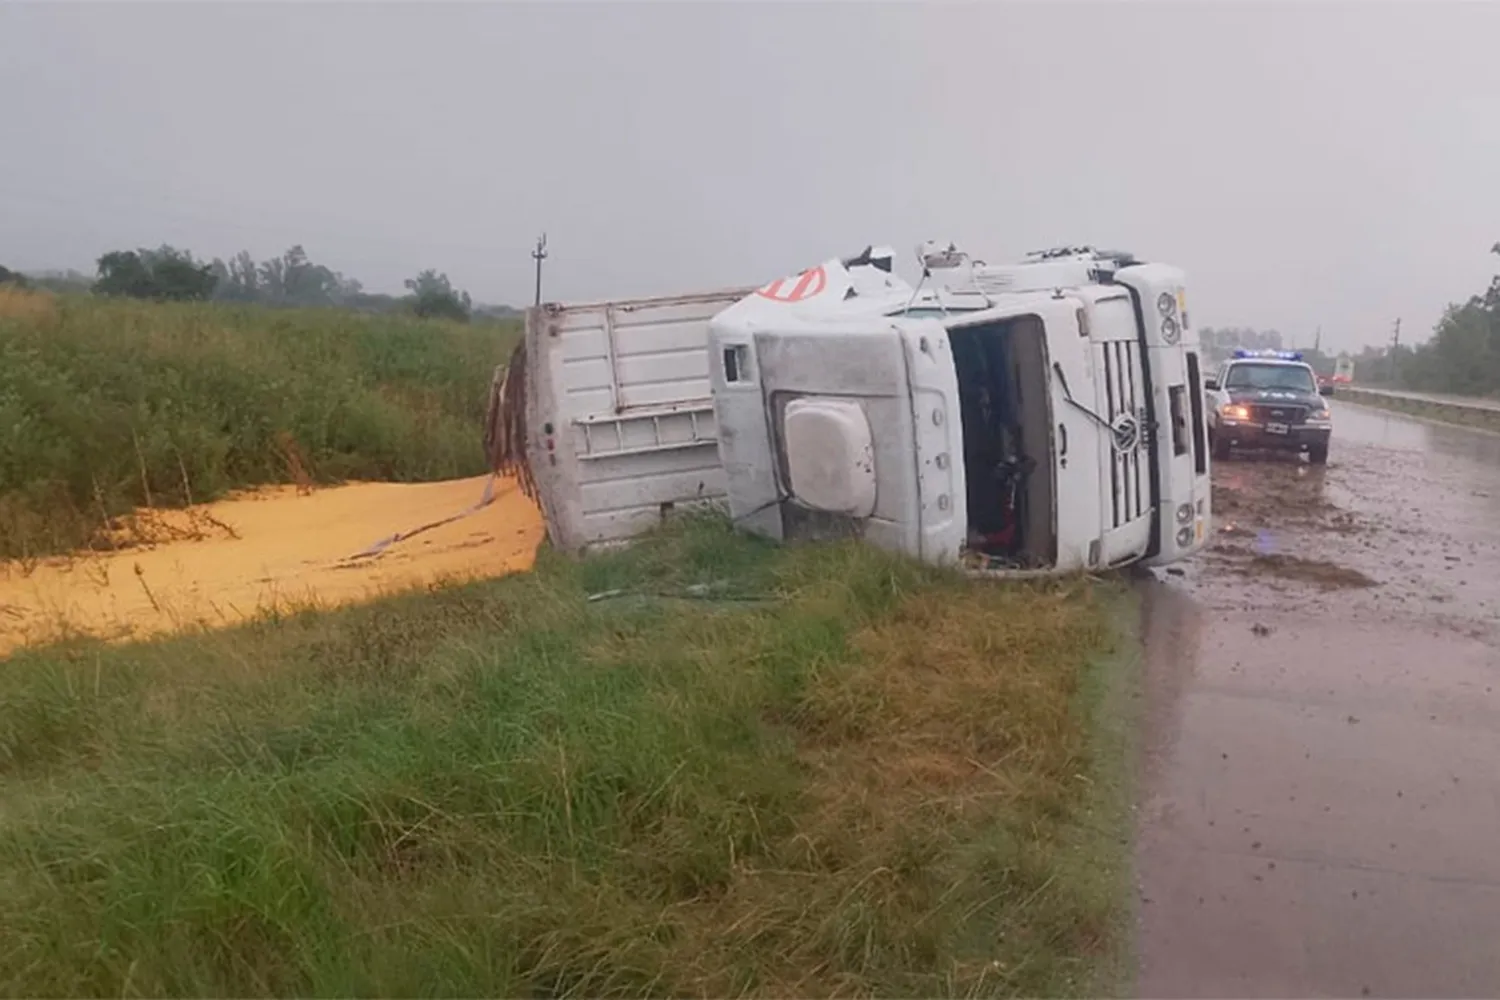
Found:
[1204,349,1332,464]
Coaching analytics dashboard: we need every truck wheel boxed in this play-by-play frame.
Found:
[1308,443,1329,466]
[1211,431,1231,462]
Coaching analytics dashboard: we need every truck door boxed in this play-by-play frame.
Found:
[1089,295,1155,565]
[708,317,967,564]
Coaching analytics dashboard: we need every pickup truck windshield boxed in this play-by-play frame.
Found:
[1225,363,1316,393]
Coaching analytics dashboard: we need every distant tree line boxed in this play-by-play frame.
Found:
[2,245,518,323]
[1377,244,1500,395]
[1306,244,1500,395]
[0,264,33,290]
[95,246,218,303]
[9,269,91,295]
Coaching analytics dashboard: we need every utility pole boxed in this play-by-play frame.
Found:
[1388,317,1402,385]
[1313,325,1322,354]
[531,233,548,307]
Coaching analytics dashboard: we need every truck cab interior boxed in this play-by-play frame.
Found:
[948,315,1057,569]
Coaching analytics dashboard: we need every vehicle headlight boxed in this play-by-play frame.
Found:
[1176,502,1194,524]
[1176,526,1194,548]
[1307,406,1332,423]
[1157,291,1176,316]
[1220,403,1250,420]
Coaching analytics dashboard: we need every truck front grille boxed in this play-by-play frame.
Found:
[1100,340,1145,530]
[1249,404,1308,425]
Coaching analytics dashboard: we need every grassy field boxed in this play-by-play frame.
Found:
[0,517,1136,997]
[0,287,518,560]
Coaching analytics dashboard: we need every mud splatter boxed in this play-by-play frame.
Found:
[1222,550,1378,590]
[1211,458,1368,537]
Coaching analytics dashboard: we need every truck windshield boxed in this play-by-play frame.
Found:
[1225,363,1316,393]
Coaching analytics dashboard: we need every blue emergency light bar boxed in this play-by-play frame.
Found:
[1232,349,1304,361]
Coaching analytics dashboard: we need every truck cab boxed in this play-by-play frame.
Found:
[707,244,1212,573]
[500,242,1211,575]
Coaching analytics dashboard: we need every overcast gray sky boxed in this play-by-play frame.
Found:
[2,1,1496,351]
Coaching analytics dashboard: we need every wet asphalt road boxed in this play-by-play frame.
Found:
[1136,400,1500,998]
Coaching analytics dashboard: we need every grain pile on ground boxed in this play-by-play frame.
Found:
[0,474,545,655]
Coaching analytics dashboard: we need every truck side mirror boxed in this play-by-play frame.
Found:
[1319,384,1333,397]
[1204,378,1219,391]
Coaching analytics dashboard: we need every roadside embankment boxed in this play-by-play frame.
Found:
[1337,387,1500,434]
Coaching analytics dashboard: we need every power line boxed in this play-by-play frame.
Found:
[531,233,548,307]
[1388,317,1402,384]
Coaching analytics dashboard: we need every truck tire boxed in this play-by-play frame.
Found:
[1308,443,1329,466]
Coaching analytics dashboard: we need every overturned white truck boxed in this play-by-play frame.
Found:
[490,244,1211,574]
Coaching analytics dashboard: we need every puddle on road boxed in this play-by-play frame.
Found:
[0,475,546,656]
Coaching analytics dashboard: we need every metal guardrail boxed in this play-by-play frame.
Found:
[1338,387,1500,413]
[1335,387,1500,431]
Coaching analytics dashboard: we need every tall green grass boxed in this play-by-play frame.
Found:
[0,288,518,559]
[0,518,1133,997]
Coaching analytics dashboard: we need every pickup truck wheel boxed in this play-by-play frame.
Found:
[1308,443,1329,466]
[1211,430,1232,461]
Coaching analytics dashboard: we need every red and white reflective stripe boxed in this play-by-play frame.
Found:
[756,264,827,302]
